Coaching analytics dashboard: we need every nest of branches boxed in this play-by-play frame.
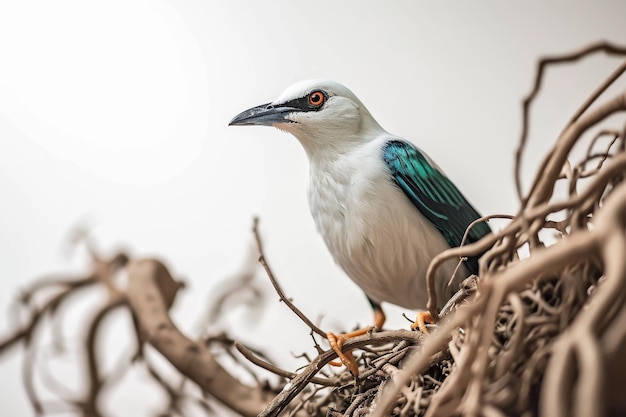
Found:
[2,42,626,417]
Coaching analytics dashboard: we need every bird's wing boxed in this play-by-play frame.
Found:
[382,140,490,264]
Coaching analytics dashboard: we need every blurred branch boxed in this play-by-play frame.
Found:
[0,237,279,417]
[0,249,129,415]
[126,258,275,417]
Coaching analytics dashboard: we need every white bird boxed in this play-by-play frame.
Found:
[230,80,490,375]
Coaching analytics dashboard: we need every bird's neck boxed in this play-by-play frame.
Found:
[298,134,363,163]
[292,122,386,163]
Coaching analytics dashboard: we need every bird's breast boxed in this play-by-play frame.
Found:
[307,148,461,310]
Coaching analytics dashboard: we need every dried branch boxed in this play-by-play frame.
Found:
[252,217,327,338]
[235,342,338,387]
[514,41,626,202]
[0,249,129,415]
[126,258,275,417]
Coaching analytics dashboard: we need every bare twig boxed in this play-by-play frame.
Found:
[235,342,337,387]
[514,41,626,202]
[252,217,327,338]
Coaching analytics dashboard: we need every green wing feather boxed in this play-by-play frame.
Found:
[382,140,490,273]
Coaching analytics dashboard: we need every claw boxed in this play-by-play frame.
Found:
[327,332,360,376]
[326,305,386,377]
[411,311,436,334]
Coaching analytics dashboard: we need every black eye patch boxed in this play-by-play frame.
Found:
[282,91,328,112]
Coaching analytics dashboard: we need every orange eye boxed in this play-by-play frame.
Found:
[308,91,325,108]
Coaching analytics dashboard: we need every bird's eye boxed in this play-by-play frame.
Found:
[308,91,326,108]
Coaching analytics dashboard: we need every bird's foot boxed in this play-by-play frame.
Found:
[327,325,376,377]
[410,311,436,334]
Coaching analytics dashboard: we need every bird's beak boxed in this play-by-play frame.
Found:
[229,102,296,126]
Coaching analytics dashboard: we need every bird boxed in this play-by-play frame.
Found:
[229,80,491,376]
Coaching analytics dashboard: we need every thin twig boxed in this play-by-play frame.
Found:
[235,342,338,387]
[515,41,626,203]
[252,217,327,338]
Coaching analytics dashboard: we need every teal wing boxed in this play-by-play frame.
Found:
[382,140,490,274]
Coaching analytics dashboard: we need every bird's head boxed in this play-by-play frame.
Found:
[229,80,383,154]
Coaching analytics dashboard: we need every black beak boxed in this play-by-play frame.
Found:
[229,102,297,126]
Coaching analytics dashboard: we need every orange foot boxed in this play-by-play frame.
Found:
[410,310,436,334]
[327,307,385,377]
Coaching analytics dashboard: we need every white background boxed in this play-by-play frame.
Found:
[1,1,625,415]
